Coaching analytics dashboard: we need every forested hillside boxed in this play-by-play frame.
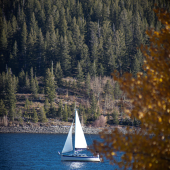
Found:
[1,0,169,77]
[0,0,170,126]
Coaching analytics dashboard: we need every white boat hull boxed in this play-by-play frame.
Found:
[61,154,101,162]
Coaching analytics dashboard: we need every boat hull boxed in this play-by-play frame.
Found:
[61,154,101,162]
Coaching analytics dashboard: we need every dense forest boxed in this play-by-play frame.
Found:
[1,0,170,76]
[0,0,170,125]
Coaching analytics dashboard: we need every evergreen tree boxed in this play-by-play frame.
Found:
[30,67,38,97]
[98,63,104,77]
[112,110,119,125]
[18,70,25,90]
[21,22,27,69]
[80,44,90,75]
[67,105,72,118]
[91,61,97,78]
[37,28,45,71]
[60,36,71,76]
[33,108,38,123]
[104,80,114,97]
[57,100,63,118]
[25,98,30,111]
[18,109,23,123]
[40,107,47,123]
[25,72,30,92]
[55,62,63,87]
[0,99,7,117]
[59,8,67,36]
[90,92,97,120]
[76,61,84,88]
[5,70,17,121]
[45,65,56,104]
[44,98,50,115]
[63,103,68,122]
[114,82,122,100]
[85,72,91,97]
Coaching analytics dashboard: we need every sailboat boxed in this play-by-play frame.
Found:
[59,110,100,162]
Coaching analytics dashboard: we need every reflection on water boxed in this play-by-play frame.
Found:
[63,161,86,169]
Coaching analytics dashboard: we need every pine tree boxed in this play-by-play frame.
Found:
[45,66,56,104]
[91,61,97,78]
[104,80,114,97]
[60,36,71,76]
[85,72,91,97]
[76,61,84,88]
[21,22,27,69]
[59,8,67,36]
[0,99,7,117]
[98,63,104,77]
[18,109,23,123]
[80,44,90,75]
[0,29,8,51]
[114,82,122,100]
[57,100,63,118]
[55,62,63,87]
[30,67,38,97]
[112,110,119,125]
[63,104,68,122]
[25,98,30,111]
[33,107,38,123]
[90,92,97,120]
[67,105,71,118]
[37,28,45,71]
[44,98,50,114]
[40,107,47,123]
[5,70,17,121]
[25,72,30,92]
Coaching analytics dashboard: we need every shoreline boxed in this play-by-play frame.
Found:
[0,125,131,135]
[0,125,103,134]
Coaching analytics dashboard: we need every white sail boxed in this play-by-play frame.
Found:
[75,110,87,150]
[62,123,73,153]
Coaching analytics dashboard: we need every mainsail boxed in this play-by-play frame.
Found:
[62,123,73,153]
[75,110,87,150]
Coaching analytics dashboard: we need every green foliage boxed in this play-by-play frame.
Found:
[67,105,72,118]
[33,108,38,123]
[25,98,30,110]
[44,98,50,114]
[104,80,114,97]
[63,104,68,122]
[2,69,18,121]
[57,100,63,118]
[18,109,23,123]
[114,82,122,99]
[1,0,165,77]
[45,65,56,104]
[0,99,7,117]
[85,72,91,97]
[112,110,119,125]
[39,107,47,123]
[90,92,97,120]
[76,61,84,86]
[30,67,38,97]
[55,62,63,87]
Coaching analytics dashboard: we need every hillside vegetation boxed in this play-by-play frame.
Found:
[0,0,169,126]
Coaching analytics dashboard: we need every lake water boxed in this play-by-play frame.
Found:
[0,133,122,170]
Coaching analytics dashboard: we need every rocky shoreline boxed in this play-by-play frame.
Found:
[0,125,133,135]
[0,125,104,134]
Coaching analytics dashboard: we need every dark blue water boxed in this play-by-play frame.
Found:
[0,133,121,170]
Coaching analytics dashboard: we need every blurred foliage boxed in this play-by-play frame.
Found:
[92,6,170,169]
